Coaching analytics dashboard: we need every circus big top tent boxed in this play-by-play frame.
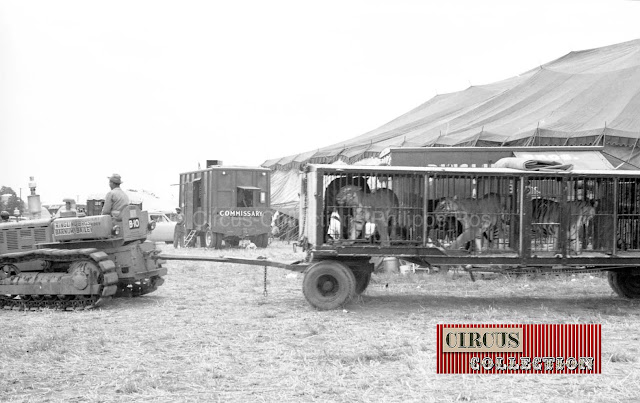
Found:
[264,39,640,216]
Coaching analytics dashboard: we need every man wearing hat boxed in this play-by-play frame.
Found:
[102,174,130,219]
[173,207,185,248]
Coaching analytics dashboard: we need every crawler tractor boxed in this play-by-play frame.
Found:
[0,195,167,310]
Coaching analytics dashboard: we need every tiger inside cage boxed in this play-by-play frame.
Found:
[318,168,639,257]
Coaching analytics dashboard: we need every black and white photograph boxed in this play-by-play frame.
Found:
[1,0,640,401]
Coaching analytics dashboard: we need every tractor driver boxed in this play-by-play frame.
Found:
[102,173,130,220]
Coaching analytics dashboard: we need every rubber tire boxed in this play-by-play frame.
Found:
[204,230,214,248]
[607,271,623,296]
[608,270,640,299]
[256,233,268,248]
[303,260,356,310]
[353,270,372,295]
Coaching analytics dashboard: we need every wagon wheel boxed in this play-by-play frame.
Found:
[608,269,640,299]
[353,269,372,295]
[257,233,268,248]
[205,230,214,248]
[607,271,623,296]
[302,260,356,310]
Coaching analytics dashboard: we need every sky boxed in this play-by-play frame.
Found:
[1,0,639,206]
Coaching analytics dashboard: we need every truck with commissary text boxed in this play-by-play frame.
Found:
[179,160,272,248]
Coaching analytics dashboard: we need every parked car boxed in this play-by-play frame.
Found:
[148,212,176,243]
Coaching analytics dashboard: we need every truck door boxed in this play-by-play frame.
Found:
[184,181,194,229]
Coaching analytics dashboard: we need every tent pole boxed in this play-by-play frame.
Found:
[432,131,442,147]
[593,122,607,146]
[472,126,484,147]
[625,137,640,164]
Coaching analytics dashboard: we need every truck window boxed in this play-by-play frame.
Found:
[237,188,254,207]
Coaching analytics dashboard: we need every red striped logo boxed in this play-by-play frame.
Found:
[436,324,601,374]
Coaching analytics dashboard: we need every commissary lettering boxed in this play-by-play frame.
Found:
[218,210,264,217]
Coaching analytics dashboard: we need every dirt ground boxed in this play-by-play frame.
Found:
[1,240,639,403]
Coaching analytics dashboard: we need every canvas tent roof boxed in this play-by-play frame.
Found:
[263,38,640,171]
[270,170,300,218]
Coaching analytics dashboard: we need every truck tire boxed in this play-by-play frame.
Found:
[302,260,356,310]
[256,233,268,248]
[607,271,623,296]
[608,269,640,299]
[204,230,214,248]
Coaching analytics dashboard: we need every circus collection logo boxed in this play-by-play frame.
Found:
[436,324,601,374]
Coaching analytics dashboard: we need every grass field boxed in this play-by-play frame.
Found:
[1,240,639,402]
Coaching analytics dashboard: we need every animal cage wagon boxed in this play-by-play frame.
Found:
[295,164,640,309]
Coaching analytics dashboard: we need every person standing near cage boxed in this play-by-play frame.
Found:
[173,207,185,248]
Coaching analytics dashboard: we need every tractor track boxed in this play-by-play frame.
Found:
[0,248,119,311]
